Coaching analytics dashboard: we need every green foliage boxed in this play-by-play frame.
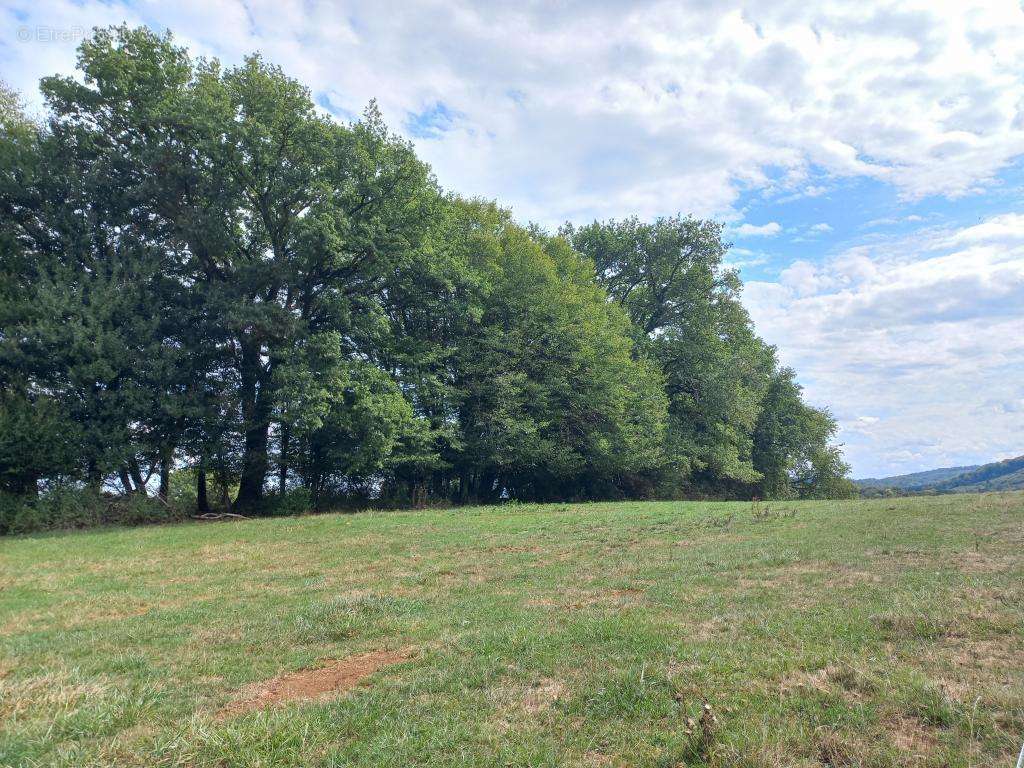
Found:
[0,25,852,532]
[0,487,186,535]
[393,199,669,503]
[566,217,851,500]
[753,367,855,500]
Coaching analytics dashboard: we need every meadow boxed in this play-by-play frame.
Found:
[1,493,1022,767]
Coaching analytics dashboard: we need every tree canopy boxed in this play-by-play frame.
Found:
[0,27,853,529]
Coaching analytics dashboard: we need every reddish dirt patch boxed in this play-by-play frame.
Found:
[218,648,412,717]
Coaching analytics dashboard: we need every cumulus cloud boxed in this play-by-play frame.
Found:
[4,0,1024,224]
[2,0,1023,475]
[943,212,1024,245]
[744,214,1024,476]
[734,221,782,237]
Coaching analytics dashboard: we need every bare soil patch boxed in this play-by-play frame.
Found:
[218,648,412,716]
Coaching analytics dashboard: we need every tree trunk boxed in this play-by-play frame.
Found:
[128,456,146,494]
[235,337,271,512]
[196,468,210,512]
[158,447,172,502]
[119,466,135,495]
[219,477,231,510]
[236,415,270,510]
[279,423,289,494]
[477,470,498,503]
[86,458,102,492]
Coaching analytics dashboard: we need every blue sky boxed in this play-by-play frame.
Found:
[2,0,1023,477]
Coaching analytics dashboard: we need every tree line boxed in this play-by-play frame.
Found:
[0,26,854,530]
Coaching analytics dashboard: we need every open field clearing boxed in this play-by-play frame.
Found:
[1,493,1022,767]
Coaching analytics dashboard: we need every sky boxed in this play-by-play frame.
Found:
[2,0,1023,478]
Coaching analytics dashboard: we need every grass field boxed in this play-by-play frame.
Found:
[1,493,1022,767]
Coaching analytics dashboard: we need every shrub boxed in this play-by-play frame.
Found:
[263,487,314,517]
[0,487,187,536]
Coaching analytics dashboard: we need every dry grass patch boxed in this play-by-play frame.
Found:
[608,587,644,600]
[523,678,566,713]
[0,669,111,719]
[933,636,1024,674]
[741,561,885,592]
[525,597,559,608]
[779,662,877,702]
[887,714,940,760]
[684,617,729,641]
[816,730,861,767]
[780,665,836,696]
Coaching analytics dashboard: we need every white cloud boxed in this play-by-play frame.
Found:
[809,223,833,233]
[778,259,824,296]
[944,212,1024,245]
[745,213,1024,476]
[846,416,881,434]
[723,247,769,270]
[4,1,1024,225]
[2,0,1023,477]
[864,214,927,228]
[734,221,782,237]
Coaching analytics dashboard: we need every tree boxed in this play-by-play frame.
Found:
[0,26,850,526]
[418,200,668,503]
[37,27,435,511]
[565,216,769,493]
[565,215,852,499]
[1,69,190,495]
[752,367,853,499]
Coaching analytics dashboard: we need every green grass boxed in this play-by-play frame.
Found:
[1,493,1022,767]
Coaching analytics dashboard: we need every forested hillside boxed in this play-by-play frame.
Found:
[856,465,980,491]
[858,455,1024,495]
[0,26,853,532]
[932,455,1024,492]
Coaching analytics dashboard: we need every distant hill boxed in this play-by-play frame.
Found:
[857,455,1024,495]
[856,465,980,491]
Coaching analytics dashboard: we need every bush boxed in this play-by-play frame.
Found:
[0,487,187,536]
[0,487,104,534]
[263,487,314,517]
[167,467,199,510]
